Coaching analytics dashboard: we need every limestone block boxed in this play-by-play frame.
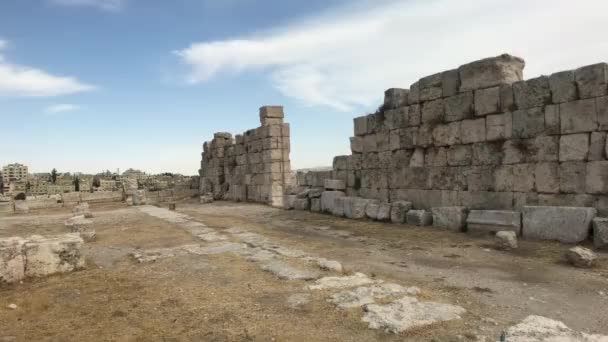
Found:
[458,191,513,210]
[446,145,472,166]
[14,200,29,213]
[362,153,379,170]
[293,198,310,211]
[597,96,608,130]
[385,108,406,130]
[24,234,85,278]
[347,154,362,171]
[465,166,495,191]
[332,196,346,217]
[72,203,93,218]
[442,69,460,97]
[362,134,378,153]
[344,197,371,219]
[559,162,586,193]
[307,187,324,199]
[532,136,559,162]
[574,63,608,99]
[549,70,577,103]
[474,86,500,116]
[593,217,608,249]
[415,125,433,147]
[310,198,321,212]
[426,167,462,191]
[537,193,595,208]
[200,194,214,204]
[458,54,525,92]
[512,164,535,192]
[559,133,589,161]
[586,161,608,194]
[0,237,26,283]
[409,148,425,167]
[485,112,512,141]
[424,147,448,167]
[513,76,551,110]
[444,92,473,122]
[432,122,460,146]
[496,231,518,249]
[589,132,606,160]
[595,195,608,216]
[377,203,392,221]
[366,114,378,134]
[421,98,444,124]
[64,215,94,234]
[522,206,596,243]
[376,131,391,152]
[390,201,412,224]
[384,88,409,109]
[408,81,420,104]
[365,201,380,220]
[350,136,363,153]
[407,104,421,127]
[432,207,467,232]
[466,210,521,234]
[406,210,433,226]
[544,104,560,135]
[389,167,427,189]
[565,246,597,268]
[333,156,348,171]
[419,72,443,101]
[284,195,297,209]
[499,84,516,112]
[535,162,559,194]
[388,130,400,151]
[512,107,545,139]
[501,140,528,165]
[472,142,502,166]
[321,191,345,214]
[354,116,368,136]
[559,98,598,134]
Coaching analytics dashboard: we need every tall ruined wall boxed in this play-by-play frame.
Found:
[315,54,607,215]
[199,106,293,207]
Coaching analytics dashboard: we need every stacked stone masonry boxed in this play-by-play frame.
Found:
[199,106,293,207]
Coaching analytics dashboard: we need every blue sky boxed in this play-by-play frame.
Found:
[1,0,607,175]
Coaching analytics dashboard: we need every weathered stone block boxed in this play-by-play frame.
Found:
[597,96,608,130]
[472,142,502,165]
[537,194,595,208]
[324,179,346,191]
[574,63,608,99]
[544,104,560,135]
[415,125,433,148]
[419,72,443,101]
[344,197,371,219]
[444,92,473,122]
[559,133,589,161]
[466,210,521,234]
[407,105,421,127]
[535,162,559,194]
[559,162,587,193]
[310,198,321,212]
[362,134,378,153]
[512,107,545,138]
[522,206,596,243]
[377,203,391,221]
[432,207,467,232]
[486,112,512,141]
[465,166,495,191]
[424,147,448,167]
[409,148,425,167]
[14,200,29,213]
[586,161,608,194]
[458,54,525,92]
[458,191,513,210]
[511,164,535,192]
[23,234,85,278]
[442,69,460,97]
[332,196,346,217]
[499,84,516,111]
[593,217,608,250]
[354,116,368,136]
[559,99,598,134]
[474,86,500,116]
[390,201,412,224]
[384,88,409,109]
[293,198,310,211]
[421,98,444,124]
[321,191,345,214]
[0,237,26,283]
[365,201,380,220]
[589,132,606,161]
[513,76,551,110]
[461,118,486,144]
[389,167,428,190]
[432,122,460,146]
[408,81,420,104]
[549,70,577,103]
[501,140,528,165]
[446,145,472,166]
[406,210,433,226]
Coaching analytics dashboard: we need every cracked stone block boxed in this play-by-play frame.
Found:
[421,98,444,124]
[474,86,500,116]
[406,210,433,226]
[593,218,608,250]
[419,72,443,102]
[513,107,545,139]
[446,145,472,166]
[383,88,409,110]
[574,63,608,99]
[390,201,412,223]
[466,210,521,234]
[549,70,578,103]
[522,206,596,243]
[486,112,512,141]
[461,118,486,144]
[350,136,363,153]
[559,133,589,161]
[432,207,467,231]
[320,191,345,214]
[0,237,26,284]
[324,179,346,191]
[432,122,461,146]
[559,162,587,193]
[444,92,473,122]
[535,162,559,194]
[24,234,85,278]
[343,197,371,219]
[513,76,551,110]
[559,98,598,134]
[362,134,378,153]
[377,203,391,221]
[586,161,608,194]
[424,147,448,167]
[458,54,525,92]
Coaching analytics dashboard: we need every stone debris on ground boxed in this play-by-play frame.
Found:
[307,273,381,290]
[287,293,311,309]
[565,246,597,268]
[303,257,343,273]
[329,283,420,309]
[72,203,93,218]
[362,296,466,333]
[196,232,228,242]
[23,234,85,278]
[260,260,320,281]
[495,231,518,250]
[7,304,17,310]
[64,215,96,242]
[503,315,608,341]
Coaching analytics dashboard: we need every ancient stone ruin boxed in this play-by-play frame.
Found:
[199,106,293,207]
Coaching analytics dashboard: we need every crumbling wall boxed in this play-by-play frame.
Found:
[298,54,608,215]
[199,106,293,207]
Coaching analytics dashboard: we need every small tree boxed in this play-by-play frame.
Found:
[73,177,80,192]
[51,168,58,184]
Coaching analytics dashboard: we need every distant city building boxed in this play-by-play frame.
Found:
[2,163,29,194]
[122,168,146,179]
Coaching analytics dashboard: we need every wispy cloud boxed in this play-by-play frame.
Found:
[0,39,95,97]
[176,0,608,111]
[50,0,126,11]
[45,103,81,115]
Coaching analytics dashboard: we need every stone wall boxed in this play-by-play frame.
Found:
[312,54,608,215]
[199,106,293,207]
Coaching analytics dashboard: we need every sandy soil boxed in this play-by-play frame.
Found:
[0,200,606,341]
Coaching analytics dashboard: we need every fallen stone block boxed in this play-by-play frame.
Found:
[320,191,345,214]
[23,234,85,278]
[14,200,29,214]
[0,237,26,283]
[260,261,320,280]
[344,197,371,219]
[362,296,466,334]
[307,273,381,290]
[458,54,525,92]
[132,189,147,206]
[377,203,392,222]
[390,201,412,224]
[565,246,597,268]
[64,215,93,233]
[496,231,518,249]
[324,179,346,191]
[329,283,419,309]
[199,194,214,204]
[466,210,521,234]
[72,203,93,218]
[522,206,596,243]
[505,315,608,341]
[406,210,433,226]
[365,202,380,220]
[432,207,467,232]
[593,217,608,250]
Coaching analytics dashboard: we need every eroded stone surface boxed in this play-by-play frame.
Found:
[24,234,85,277]
[0,237,26,283]
[307,273,380,290]
[504,315,608,341]
[261,261,320,280]
[329,283,419,309]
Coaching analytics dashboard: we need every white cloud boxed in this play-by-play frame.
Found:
[50,0,126,11]
[176,0,608,111]
[0,40,95,97]
[45,104,81,114]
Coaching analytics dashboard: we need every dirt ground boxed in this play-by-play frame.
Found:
[0,200,607,341]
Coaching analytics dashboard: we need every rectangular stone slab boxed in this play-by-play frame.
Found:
[466,210,522,234]
[522,206,596,243]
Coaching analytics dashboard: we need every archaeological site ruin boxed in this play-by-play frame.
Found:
[2,53,608,341]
